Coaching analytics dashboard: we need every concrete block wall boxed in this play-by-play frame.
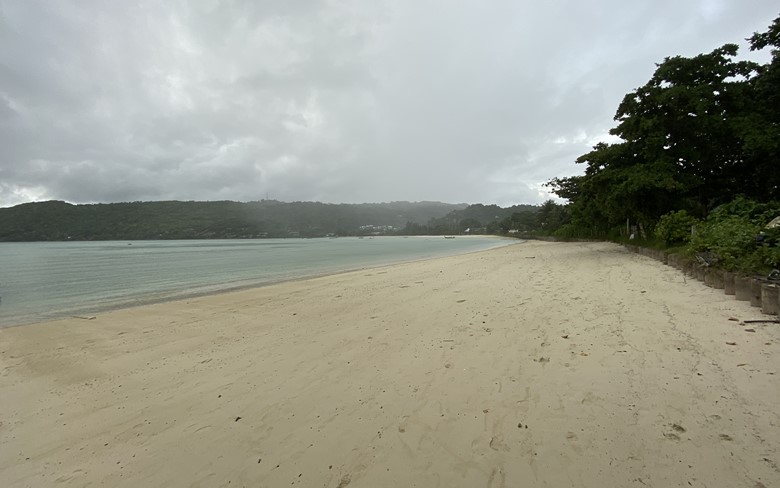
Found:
[625,245,779,316]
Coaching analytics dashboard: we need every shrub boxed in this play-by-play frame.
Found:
[689,216,760,271]
[685,198,780,272]
[708,197,780,226]
[655,210,698,245]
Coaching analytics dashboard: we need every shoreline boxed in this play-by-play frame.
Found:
[2,241,778,487]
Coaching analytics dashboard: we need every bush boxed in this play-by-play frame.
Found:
[689,216,760,271]
[751,243,780,271]
[708,197,780,226]
[553,223,602,239]
[655,210,698,245]
[684,198,780,272]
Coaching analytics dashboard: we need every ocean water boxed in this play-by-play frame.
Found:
[0,236,514,327]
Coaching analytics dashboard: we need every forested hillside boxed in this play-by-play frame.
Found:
[0,200,537,241]
[403,203,538,235]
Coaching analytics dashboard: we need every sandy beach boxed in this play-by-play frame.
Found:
[1,240,778,487]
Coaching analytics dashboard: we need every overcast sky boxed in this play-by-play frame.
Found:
[0,1,777,207]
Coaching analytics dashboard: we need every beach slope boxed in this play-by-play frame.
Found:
[1,241,778,487]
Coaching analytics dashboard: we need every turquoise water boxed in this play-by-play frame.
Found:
[0,236,514,327]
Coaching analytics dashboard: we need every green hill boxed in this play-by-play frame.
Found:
[0,200,476,241]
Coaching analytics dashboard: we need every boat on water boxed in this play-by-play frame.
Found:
[444,236,456,239]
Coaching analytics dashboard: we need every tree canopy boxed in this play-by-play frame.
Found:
[548,15,780,236]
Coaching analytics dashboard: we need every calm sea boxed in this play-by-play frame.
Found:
[0,236,514,327]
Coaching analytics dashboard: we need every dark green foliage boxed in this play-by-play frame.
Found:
[690,216,760,271]
[541,14,780,275]
[423,203,539,235]
[707,197,780,225]
[536,200,569,231]
[743,15,780,201]
[480,200,569,236]
[686,198,780,272]
[0,200,473,241]
[752,241,780,272]
[0,200,548,241]
[655,210,698,245]
[548,14,780,247]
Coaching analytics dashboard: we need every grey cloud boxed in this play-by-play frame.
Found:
[0,0,778,207]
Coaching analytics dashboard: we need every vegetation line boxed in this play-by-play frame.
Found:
[537,14,780,277]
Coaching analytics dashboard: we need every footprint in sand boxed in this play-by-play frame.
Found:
[566,432,583,454]
[662,424,686,441]
[487,467,506,488]
[489,435,510,452]
[336,474,352,488]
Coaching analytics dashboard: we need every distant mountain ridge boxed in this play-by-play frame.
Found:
[0,199,534,241]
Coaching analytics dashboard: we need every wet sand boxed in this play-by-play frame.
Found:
[1,241,778,487]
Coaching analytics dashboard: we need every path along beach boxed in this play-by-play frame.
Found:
[1,241,778,487]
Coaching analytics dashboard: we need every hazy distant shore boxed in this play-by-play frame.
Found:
[1,241,778,487]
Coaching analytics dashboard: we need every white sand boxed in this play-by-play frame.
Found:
[1,241,779,487]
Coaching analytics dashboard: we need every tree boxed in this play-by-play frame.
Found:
[535,200,568,232]
[611,44,759,216]
[548,16,780,237]
[741,15,780,200]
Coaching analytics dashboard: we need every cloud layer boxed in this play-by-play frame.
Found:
[1,1,777,206]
